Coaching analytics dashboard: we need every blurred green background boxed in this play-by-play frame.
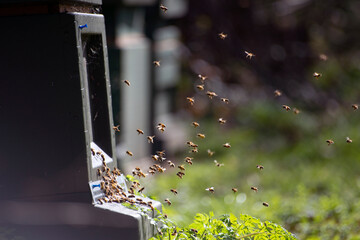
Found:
[138,0,360,239]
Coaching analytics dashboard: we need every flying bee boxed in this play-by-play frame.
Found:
[245,51,255,59]
[352,104,359,110]
[123,80,130,86]
[187,97,195,105]
[218,118,226,124]
[138,187,145,193]
[263,202,269,207]
[147,135,155,144]
[151,155,159,161]
[176,172,185,179]
[157,123,166,133]
[196,84,204,91]
[313,72,322,79]
[91,148,95,156]
[326,139,334,145]
[205,187,215,193]
[207,149,215,156]
[192,122,200,128]
[164,198,172,206]
[257,165,264,170]
[185,158,193,165]
[197,133,205,139]
[232,188,238,193]
[112,125,120,132]
[167,161,175,168]
[136,129,144,135]
[126,151,133,156]
[170,189,178,195]
[206,91,218,99]
[156,150,166,157]
[346,137,352,143]
[293,108,300,115]
[282,105,291,111]
[185,156,193,161]
[198,74,207,82]
[160,4,168,12]
[223,143,231,148]
[274,89,282,97]
[157,167,166,173]
[218,32,227,40]
[191,148,198,153]
[148,170,156,175]
[319,54,328,61]
[187,141,198,148]
[158,122,166,128]
[178,165,186,171]
[251,186,258,192]
[221,98,229,104]
[153,60,160,67]
[214,160,224,167]
[135,167,141,171]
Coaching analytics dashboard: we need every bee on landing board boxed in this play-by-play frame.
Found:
[245,51,255,59]
[218,32,227,40]
[123,80,130,86]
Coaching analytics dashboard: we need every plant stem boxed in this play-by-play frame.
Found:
[237,232,264,239]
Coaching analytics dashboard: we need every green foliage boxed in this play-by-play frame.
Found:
[150,212,296,240]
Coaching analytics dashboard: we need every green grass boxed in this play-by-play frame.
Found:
[143,100,360,239]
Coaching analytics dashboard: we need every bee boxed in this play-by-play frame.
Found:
[148,170,156,175]
[157,123,166,133]
[153,60,160,67]
[313,72,322,79]
[190,229,198,234]
[223,143,231,148]
[352,104,358,110]
[98,198,104,204]
[282,105,291,111]
[136,129,144,135]
[135,167,141,171]
[192,122,200,128]
[198,74,207,82]
[346,137,352,143]
[256,165,264,170]
[167,161,175,168]
[100,181,105,190]
[197,133,205,139]
[185,159,193,165]
[218,118,226,124]
[187,141,198,148]
[176,172,185,179]
[274,89,282,97]
[151,155,159,161]
[245,51,255,59]
[196,84,204,91]
[232,188,238,193]
[178,165,186,171]
[128,194,135,198]
[171,228,177,236]
[218,32,227,40]
[205,187,215,193]
[206,91,218,99]
[251,186,258,192]
[112,125,120,132]
[160,4,168,12]
[187,97,195,105]
[126,151,133,156]
[221,98,229,104]
[170,189,178,195]
[263,202,269,207]
[191,148,198,153]
[326,139,334,145]
[319,54,328,61]
[156,150,166,157]
[91,148,95,156]
[157,167,166,173]
[138,187,145,193]
[293,108,300,115]
[207,149,215,156]
[164,198,172,206]
[147,135,155,144]
[214,160,224,167]
[123,80,130,86]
